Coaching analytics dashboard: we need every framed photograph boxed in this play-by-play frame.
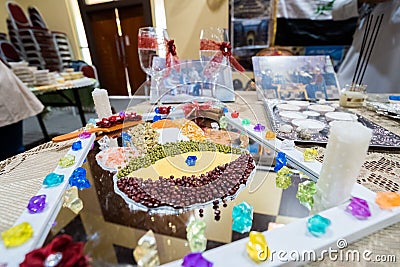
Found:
[150,59,235,103]
[252,55,340,100]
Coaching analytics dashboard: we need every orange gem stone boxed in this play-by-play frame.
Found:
[375,192,400,209]
[265,130,276,140]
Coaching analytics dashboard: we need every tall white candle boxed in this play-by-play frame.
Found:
[312,121,372,213]
[92,88,112,119]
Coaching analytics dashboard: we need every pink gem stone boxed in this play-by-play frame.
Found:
[78,130,91,139]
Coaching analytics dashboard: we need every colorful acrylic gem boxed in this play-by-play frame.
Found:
[223,107,229,113]
[232,201,253,234]
[69,167,90,190]
[133,230,160,267]
[219,116,228,129]
[44,252,63,267]
[296,181,317,209]
[281,139,295,150]
[155,107,160,114]
[27,194,46,214]
[375,192,400,209]
[78,130,91,139]
[1,222,33,247]
[71,140,82,151]
[253,123,265,132]
[210,122,219,131]
[58,154,75,168]
[307,214,331,237]
[43,173,64,188]
[185,156,198,167]
[303,148,318,162]
[153,115,162,123]
[186,220,207,252]
[246,231,269,263]
[88,118,97,125]
[346,197,371,220]
[265,130,276,140]
[182,252,213,267]
[275,166,292,189]
[63,186,83,214]
[274,152,287,172]
[97,135,110,151]
[241,118,251,126]
[231,110,239,118]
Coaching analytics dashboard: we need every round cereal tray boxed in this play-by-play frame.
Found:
[113,142,256,215]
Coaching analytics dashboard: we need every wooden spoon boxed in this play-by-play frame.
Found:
[52,120,143,142]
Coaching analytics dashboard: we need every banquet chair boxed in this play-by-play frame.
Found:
[0,40,23,63]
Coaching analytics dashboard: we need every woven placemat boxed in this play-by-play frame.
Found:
[0,140,74,232]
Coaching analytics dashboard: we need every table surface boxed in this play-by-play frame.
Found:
[1,91,399,266]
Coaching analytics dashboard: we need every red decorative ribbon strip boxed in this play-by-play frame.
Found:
[182,101,212,118]
[200,39,245,73]
[165,39,180,73]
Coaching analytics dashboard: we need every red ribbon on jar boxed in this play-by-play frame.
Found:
[200,39,245,75]
[182,101,213,118]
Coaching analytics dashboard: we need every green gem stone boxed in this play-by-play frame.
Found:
[58,154,75,168]
[296,181,317,209]
[303,148,318,162]
[241,118,251,126]
[275,166,292,189]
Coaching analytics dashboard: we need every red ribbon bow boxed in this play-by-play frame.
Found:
[182,101,212,118]
[165,39,180,76]
[200,39,245,75]
[20,234,90,267]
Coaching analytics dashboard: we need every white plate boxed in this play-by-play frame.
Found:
[292,119,326,132]
[302,110,320,118]
[308,104,335,114]
[156,128,189,144]
[279,111,308,122]
[286,100,310,109]
[276,103,301,112]
[325,111,358,122]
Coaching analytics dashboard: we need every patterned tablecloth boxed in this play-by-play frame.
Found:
[0,91,399,266]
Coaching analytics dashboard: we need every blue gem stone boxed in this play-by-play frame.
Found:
[223,107,229,113]
[121,132,131,141]
[232,201,253,233]
[274,152,287,172]
[153,115,162,122]
[185,156,197,166]
[155,107,160,114]
[68,167,91,190]
[307,214,331,237]
[71,140,82,151]
[43,173,64,188]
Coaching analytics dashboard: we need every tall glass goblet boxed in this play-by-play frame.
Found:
[199,27,230,97]
[138,27,169,103]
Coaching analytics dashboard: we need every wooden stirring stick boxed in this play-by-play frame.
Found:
[52,120,143,142]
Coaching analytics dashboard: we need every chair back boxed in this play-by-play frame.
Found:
[6,1,31,29]
[28,6,47,29]
[80,65,98,80]
[0,40,22,62]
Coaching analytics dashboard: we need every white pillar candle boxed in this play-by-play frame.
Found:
[312,121,372,213]
[92,88,112,119]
